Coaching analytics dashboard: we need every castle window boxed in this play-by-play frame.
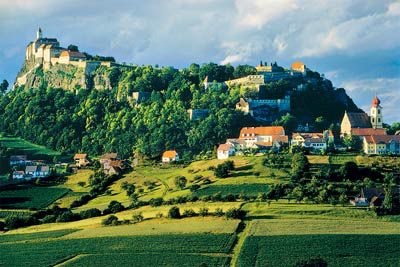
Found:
[372,118,375,123]
[378,118,381,122]
[378,110,380,114]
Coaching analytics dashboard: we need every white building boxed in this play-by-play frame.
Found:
[162,150,179,163]
[217,143,235,160]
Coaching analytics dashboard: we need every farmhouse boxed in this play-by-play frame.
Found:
[104,160,124,175]
[12,171,25,180]
[217,143,235,160]
[73,153,90,168]
[9,155,28,166]
[238,126,289,149]
[25,165,50,178]
[162,150,179,163]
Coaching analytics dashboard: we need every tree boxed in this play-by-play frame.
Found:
[214,163,230,178]
[67,44,79,51]
[225,208,247,219]
[343,135,362,151]
[0,79,8,94]
[168,206,181,219]
[132,212,144,223]
[291,153,309,180]
[102,215,119,226]
[107,201,124,213]
[383,173,396,212]
[174,176,187,189]
[340,161,359,180]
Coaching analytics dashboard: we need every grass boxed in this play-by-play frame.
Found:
[0,233,235,267]
[194,184,269,197]
[0,229,77,243]
[0,185,69,209]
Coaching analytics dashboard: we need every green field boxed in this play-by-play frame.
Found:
[0,233,234,267]
[238,234,400,267]
[0,185,69,209]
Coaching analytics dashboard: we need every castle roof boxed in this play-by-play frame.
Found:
[346,112,371,128]
[60,50,86,59]
[291,61,305,70]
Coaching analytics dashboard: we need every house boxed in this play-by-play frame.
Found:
[12,171,25,180]
[238,126,288,148]
[9,155,28,166]
[100,153,119,168]
[104,160,123,175]
[162,150,179,163]
[25,165,50,178]
[73,153,90,168]
[291,130,334,151]
[217,143,235,160]
[350,188,384,207]
[363,135,400,155]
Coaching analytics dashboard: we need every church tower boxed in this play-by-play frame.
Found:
[370,95,383,129]
[36,27,42,40]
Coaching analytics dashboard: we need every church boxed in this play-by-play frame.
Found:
[341,96,387,137]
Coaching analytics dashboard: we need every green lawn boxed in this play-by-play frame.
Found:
[0,185,69,209]
[194,183,269,197]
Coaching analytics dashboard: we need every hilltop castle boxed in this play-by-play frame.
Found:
[16,28,116,88]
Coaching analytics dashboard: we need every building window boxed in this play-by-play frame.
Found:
[372,118,375,123]
[378,118,381,122]
[378,110,380,114]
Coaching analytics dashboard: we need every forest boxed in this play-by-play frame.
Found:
[0,63,358,159]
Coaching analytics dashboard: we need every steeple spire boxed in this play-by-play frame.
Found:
[36,27,42,40]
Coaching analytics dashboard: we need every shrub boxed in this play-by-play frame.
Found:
[102,215,119,226]
[174,176,187,189]
[214,163,230,178]
[108,201,124,213]
[79,208,101,219]
[225,208,247,220]
[190,184,200,192]
[56,210,79,222]
[156,212,164,218]
[5,215,38,229]
[183,209,197,217]
[132,212,144,223]
[225,194,236,202]
[150,197,164,207]
[168,206,181,219]
[224,160,235,170]
[214,208,224,217]
[41,214,57,223]
[199,207,209,217]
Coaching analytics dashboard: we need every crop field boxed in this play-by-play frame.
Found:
[0,185,69,209]
[0,233,235,267]
[194,183,269,197]
[0,209,33,218]
[0,229,77,243]
[0,133,61,160]
[237,234,400,267]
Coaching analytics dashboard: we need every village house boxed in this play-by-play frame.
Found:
[9,155,28,166]
[100,153,125,175]
[341,96,386,137]
[12,171,25,180]
[291,130,334,151]
[363,135,400,155]
[25,165,50,179]
[162,150,179,163]
[238,126,288,148]
[73,153,90,168]
[350,187,400,208]
[217,143,235,160]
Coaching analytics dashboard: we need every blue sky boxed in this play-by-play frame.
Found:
[0,0,399,123]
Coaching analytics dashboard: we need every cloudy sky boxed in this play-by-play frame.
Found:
[0,0,399,123]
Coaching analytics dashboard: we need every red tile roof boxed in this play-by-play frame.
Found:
[217,144,232,151]
[74,153,87,159]
[239,126,285,138]
[351,128,387,136]
[364,135,400,144]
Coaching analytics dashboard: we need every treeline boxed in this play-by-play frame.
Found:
[0,63,352,159]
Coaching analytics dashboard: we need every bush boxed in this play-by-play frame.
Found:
[214,208,224,217]
[150,197,164,207]
[225,208,247,220]
[199,207,209,217]
[5,215,38,229]
[189,184,200,192]
[56,210,79,222]
[41,214,57,223]
[79,208,101,219]
[294,258,328,267]
[168,206,181,219]
[174,176,187,189]
[183,209,197,217]
[108,201,124,213]
[214,164,230,178]
[102,215,119,226]
[132,212,144,223]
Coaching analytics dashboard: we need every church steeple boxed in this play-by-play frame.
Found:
[36,27,42,40]
[370,95,383,129]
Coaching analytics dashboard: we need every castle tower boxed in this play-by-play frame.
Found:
[370,95,383,129]
[36,27,42,40]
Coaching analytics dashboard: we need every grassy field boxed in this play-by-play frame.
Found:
[0,133,61,160]
[0,185,69,209]
[195,183,269,197]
